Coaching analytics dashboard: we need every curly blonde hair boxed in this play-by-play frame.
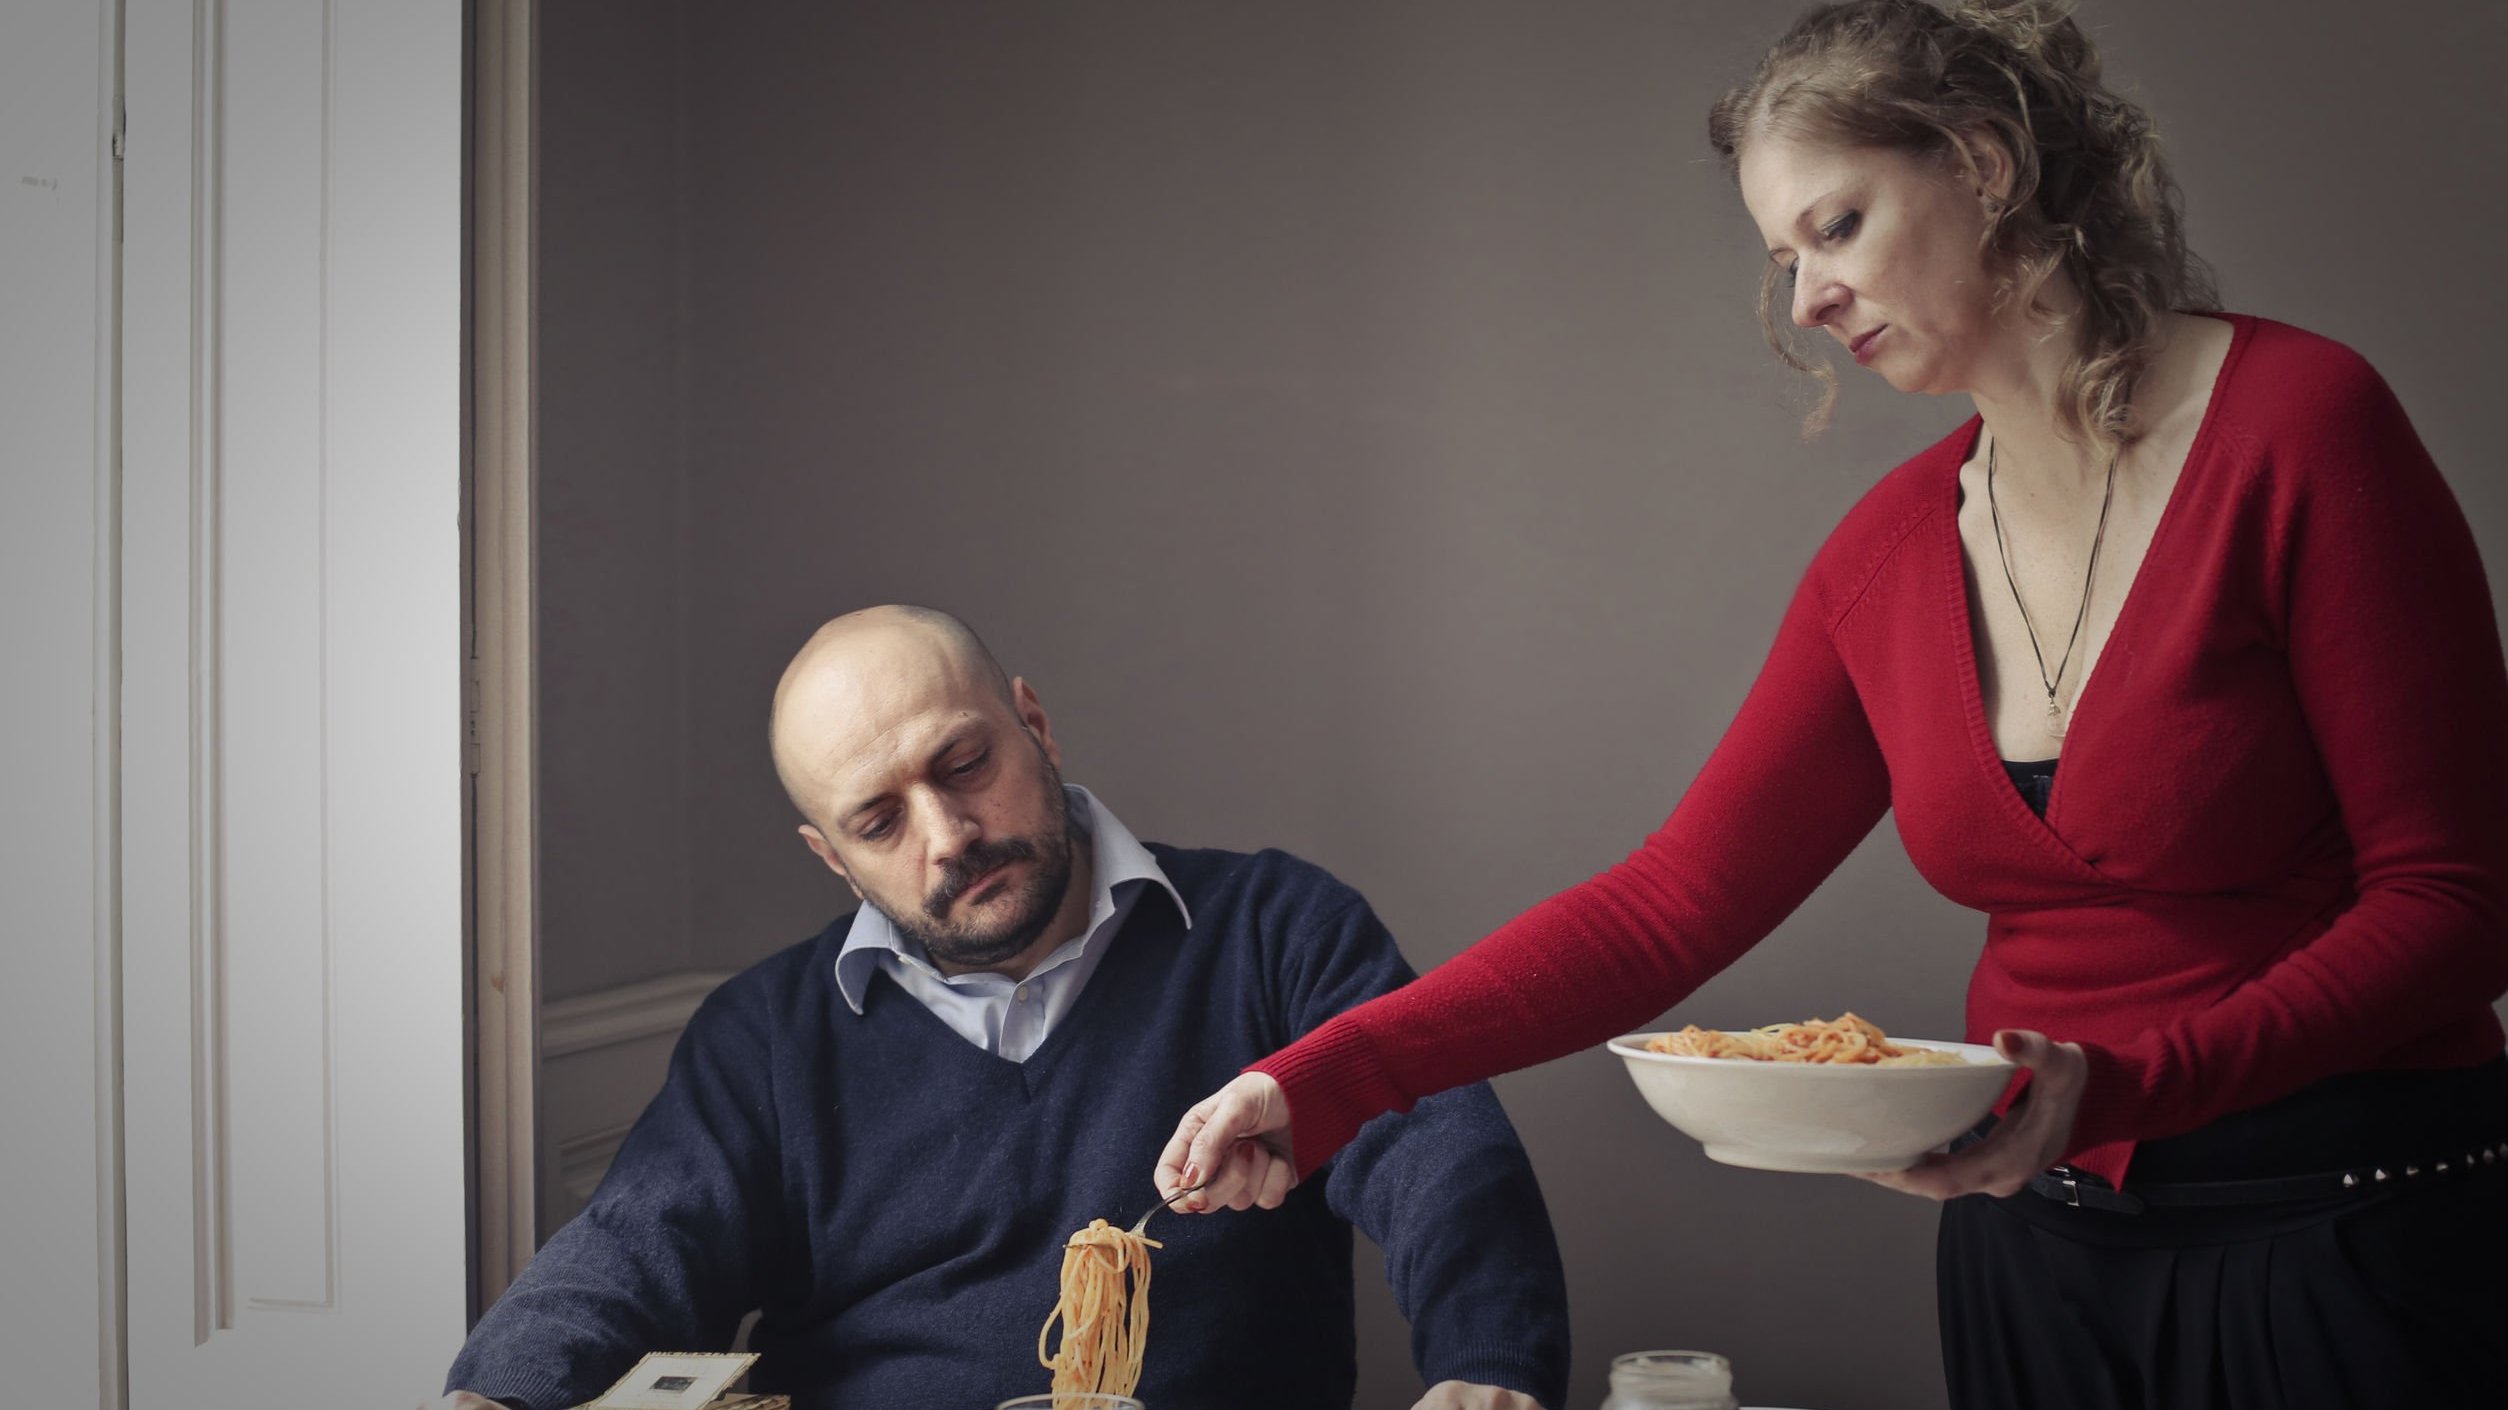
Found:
[1706,0,2217,445]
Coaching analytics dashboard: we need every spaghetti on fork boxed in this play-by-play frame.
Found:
[1037,1218,1159,1397]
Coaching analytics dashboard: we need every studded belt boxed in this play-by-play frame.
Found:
[2027,1141,2508,1215]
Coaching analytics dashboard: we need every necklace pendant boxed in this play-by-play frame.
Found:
[2045,692,2067,737]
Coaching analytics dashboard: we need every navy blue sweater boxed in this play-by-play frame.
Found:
[449,846,1570,1409]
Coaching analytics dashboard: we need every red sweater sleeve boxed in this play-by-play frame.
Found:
[1256,551,1897,1176]
[2067,354,2508,1152]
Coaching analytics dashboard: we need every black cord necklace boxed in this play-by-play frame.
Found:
[1985,435,2118,738]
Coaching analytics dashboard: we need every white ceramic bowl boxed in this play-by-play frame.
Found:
[1608,1033,2013,1173]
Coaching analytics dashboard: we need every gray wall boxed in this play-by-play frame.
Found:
[535,3,2508,1407]
[537,0,695,996]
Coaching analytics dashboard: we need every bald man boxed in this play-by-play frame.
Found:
[438,607,1570,1410]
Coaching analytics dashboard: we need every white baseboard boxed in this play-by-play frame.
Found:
[538,970,732,1234]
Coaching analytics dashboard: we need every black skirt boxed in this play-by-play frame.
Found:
[1937,1057,2508,1409]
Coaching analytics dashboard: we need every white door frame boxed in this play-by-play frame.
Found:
[467,0,543,1316]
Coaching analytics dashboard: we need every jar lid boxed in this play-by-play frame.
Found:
[1609,1349,1733,1393]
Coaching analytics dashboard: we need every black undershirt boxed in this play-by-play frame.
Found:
[2004,756,2058,816]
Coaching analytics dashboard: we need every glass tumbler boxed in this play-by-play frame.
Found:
[995,1396,1146,1410]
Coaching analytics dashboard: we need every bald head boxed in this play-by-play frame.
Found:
[769,606,1019,827]
[771,605,1086,974]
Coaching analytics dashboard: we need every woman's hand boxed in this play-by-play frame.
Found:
[1155,1072,1299,1212]
[1857,1029,2087,1201]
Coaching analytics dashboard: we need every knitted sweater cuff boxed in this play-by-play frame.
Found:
[2064,1038,2161,1183]
[1428,1347,1570,1410]
[453,1369,581,1410]
[1249,1013,1413,1180]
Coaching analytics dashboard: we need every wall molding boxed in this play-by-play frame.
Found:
[92,0,130,1373]
[542,970,730,1059]
[538,970,731,1231]
[185,0,230,1343]
[553,1120,639,1213]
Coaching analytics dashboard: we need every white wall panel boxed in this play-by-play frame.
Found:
[120,1,466,1404]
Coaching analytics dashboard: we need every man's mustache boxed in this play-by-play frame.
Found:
[924,836,1040,918]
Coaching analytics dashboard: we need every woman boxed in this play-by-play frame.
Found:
[1158,0,2508,1403]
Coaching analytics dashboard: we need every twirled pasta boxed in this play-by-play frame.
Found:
[1037,1218,1160,1398]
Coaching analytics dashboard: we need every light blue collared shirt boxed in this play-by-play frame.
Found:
[832,786,1191,1061]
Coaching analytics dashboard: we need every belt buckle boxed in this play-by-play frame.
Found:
[2053,1165,2083,1207]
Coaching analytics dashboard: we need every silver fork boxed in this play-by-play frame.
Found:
[1128,1179,1210,1236]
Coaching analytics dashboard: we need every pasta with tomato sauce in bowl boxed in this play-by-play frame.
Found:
[1608,1014,2013,1172]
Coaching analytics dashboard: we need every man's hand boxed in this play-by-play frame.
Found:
[1857,1029,2087,1200]
[420,1394,506,1410]
[1413,1380,1547,1410]
[1154,1071,1298,1212]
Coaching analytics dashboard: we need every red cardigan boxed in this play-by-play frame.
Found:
[1259,315,2508,1186]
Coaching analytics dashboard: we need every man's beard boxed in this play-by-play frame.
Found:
[880,761,1082,970]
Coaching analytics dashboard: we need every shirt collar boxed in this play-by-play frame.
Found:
[832,785,1188,1015]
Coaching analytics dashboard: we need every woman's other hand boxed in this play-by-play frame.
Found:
[1858,1029,2087,1200]
[1156,1071,1298,1212]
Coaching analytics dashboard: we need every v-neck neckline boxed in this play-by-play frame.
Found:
[1943,312,2253,851]
[860,887,1180,1081]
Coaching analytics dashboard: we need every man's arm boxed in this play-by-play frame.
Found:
[445,985,783,1410]
[1278,883,1572,1410]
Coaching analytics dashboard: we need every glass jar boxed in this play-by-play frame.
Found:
[1597,1349,1739,1410]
